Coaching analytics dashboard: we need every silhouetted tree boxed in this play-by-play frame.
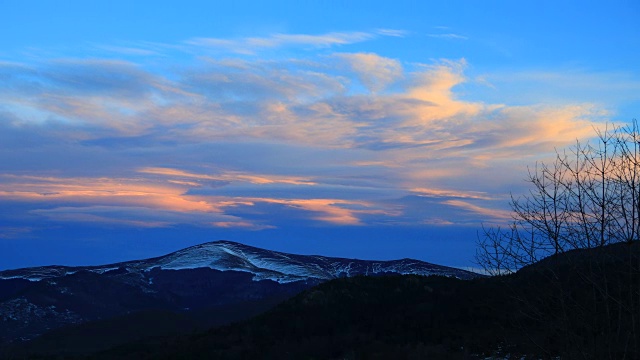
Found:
[476,120,640,358]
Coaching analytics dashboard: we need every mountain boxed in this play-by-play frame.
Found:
[0,240,479,348]
[87,242,640,360]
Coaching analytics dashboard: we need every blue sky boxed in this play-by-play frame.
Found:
[1,0,639,270]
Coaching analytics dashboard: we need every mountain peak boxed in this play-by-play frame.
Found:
[0,240,481,283]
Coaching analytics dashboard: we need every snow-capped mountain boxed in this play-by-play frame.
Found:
[0,240,477,283]
[0,240,480,345]
[142,240,478,281]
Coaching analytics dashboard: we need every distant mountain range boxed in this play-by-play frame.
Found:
[0,240,479,346]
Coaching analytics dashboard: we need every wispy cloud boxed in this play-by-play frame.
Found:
[427,33,468,40]
[0,226,34,239]
[421,218,455,226]
[376,29,408,37]
[477,69,640,105]
[138,167,317,185]
[92,44,161,56]
[186,31,377,54]
[411,188,493,200]
[31,206,174,228]
[211,221,275,230]
[442,200,512,222]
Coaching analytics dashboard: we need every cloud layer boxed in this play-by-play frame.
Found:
[0,32,609,234]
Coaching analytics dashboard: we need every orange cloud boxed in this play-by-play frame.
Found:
[0,175,216,213]
[239,198,398,226]
[493,105,600,149]
[0,175,400,227]
[403,59,485,123]
[256,198,364,225]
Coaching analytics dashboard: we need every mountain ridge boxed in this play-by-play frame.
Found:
[0,240,480,346]
[0,240,479,283]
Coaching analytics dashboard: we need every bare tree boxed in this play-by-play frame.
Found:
[476,120,640,359]
[478,121,639,274]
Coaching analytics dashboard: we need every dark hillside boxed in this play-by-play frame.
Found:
[5,295,291,358]
[95,275,505,360]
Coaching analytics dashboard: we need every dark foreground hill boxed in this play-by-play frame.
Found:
[90,275,502,360]
[88,242,639,359]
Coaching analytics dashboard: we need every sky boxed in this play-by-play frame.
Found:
[1,0,639,271]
